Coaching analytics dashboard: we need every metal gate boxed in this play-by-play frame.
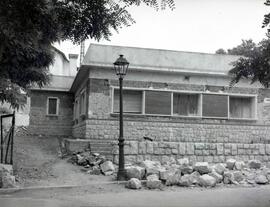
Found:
[0,112,15,164]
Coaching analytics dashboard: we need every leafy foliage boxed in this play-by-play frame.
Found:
[229,0,270,88]
[215,39,256,56]
[229,39,270,87]
[263,0,270,37]
[215,48,227,54]
[0,0,175,109]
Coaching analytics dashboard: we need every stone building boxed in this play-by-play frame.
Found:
[28,47,77,136]
[68,44,270,164]
[29,44,270,164]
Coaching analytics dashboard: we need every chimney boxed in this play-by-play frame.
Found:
[68,54,78,76]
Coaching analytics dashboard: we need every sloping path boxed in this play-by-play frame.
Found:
[13,133,114,187]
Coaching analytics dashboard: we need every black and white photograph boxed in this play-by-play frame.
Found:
[1,0,270,206]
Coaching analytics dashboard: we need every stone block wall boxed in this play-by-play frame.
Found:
[111,141,270,165]
[29,90,74,136]
[71,78,270,164]
[73,118,270,164]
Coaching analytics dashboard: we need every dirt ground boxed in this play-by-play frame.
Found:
[12,132,117,188]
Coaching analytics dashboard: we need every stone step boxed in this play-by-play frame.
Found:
[64,138,114,154]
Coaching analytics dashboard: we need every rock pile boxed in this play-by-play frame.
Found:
[125,158,270,190]
[0,164,16,188]
[69,151,115,176]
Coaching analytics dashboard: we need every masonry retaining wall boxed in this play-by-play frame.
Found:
[72,78,270,164]
[72,118,270,164]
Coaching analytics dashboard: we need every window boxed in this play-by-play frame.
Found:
[173,93,200,116]
[229,96,255,119]
[145,91,171,115]
[79,91,86,115]
[202,94,228,118]
[74,98,79,120]
[113,89,142,114]
[111,87,257,120]
[47,97,59,115]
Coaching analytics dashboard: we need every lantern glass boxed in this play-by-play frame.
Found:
[113,55,129,78]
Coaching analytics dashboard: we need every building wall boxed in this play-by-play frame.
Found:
[30,90,74,136]
[72,68,270,164]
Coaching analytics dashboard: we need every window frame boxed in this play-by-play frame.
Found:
[113,88,143,114]
[73,97,79,120]
[46,97,59,116]
[228,94,257,120]
[79,89,86,116]
[110,86,257,121]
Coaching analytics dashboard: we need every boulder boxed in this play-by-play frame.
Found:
[165,170,181,186]
[232,171,244,183]
[190,171,201,185]
[226,159,236,170]
[91,166,101,175]
[0,164,16,188]
[177,158,189,166]
[261,168,270,181]
[178,174,192,187]
[159,168,178,181]
[146,174,162,189]
[0,164,13,175]
[234,161,246,170]
[223,171,234,184]
[162,157,176,165]
[198,174,216,187]
[243,171,256,184]
[76,154,88,166]
[125,178,142,189]
[194,162,211,174]
[214,163,226,175]
[209,170,223,183]
[1,174,16,188]
[141,160,164,176]
[100,161,115,175]
[255,174,268,184]
[104,171,114,176]
[248,160,261,169]
[126,166,145,180]
[180,165,193,175]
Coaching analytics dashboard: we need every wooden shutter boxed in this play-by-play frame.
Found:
[202,94,228,118]
[145,91,171,115]
[48,98,57,115]
[173,93,199,116]
[230,97,252,118]
[114,90,142,113]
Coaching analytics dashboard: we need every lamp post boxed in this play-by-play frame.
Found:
[113,54,129,181]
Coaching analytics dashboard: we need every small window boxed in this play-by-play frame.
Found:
[202,94,228,118]
[79,92,86,115]
[114,89,142,114]
[229,96,255,119]
[47,97,59,115]
[173,93,200,116]
[74,99,79,119]
[145,91,171,115]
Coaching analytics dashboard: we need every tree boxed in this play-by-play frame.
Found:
[229,0,270,87]
[229,39,270,87]
[215,48,227,54]
[227,39,256,57]
[0,0,175,109]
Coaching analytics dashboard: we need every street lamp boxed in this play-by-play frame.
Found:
[113,54,129,181]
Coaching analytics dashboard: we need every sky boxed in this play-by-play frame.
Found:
[54,0,269,61]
